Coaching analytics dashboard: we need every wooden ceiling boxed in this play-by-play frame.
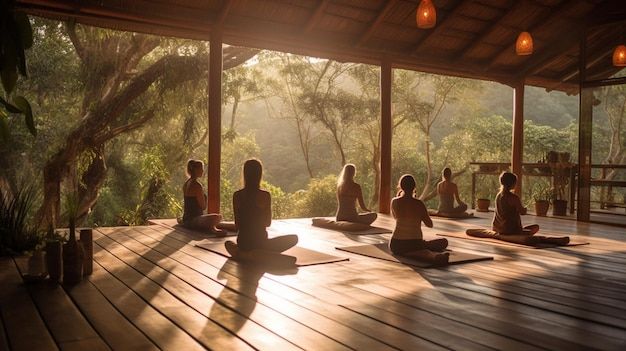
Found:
[14,0,626,93]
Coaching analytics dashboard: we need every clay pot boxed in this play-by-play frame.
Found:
[63,223,84,285]
[45,240,62,283]
[534,200,550,217]
[552,199,568,216]
[476,198,491,212]
[80,228,93,276]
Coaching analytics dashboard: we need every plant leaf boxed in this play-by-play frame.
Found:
[1,65,18,95]
[0,96,21,113]
[13,96,36,137]
[0,110,9,142]
[14,13,33,50]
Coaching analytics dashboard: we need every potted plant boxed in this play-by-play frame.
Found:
[62,191,84,285]
[530,182,551,216]
[476,198,491,212]
[45,224,63,283]
[550,152,571,216]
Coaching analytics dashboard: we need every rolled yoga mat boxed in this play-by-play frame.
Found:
[311,217,392,235]
[335,243,493,268]
[196,242,349,267]
[437,229,589,249]
[427,209,477,219]
[148,218,238,237]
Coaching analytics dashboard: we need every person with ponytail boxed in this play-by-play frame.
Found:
[226,159,298,255]
[181,159,225,234]
[336,163,377,225]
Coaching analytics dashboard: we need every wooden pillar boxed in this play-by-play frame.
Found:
[379,60,392,214]
[511,82,525,196]
[577,34,591,221]
[207,30,223,213]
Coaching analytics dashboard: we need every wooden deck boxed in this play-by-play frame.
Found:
[2,213,626,350]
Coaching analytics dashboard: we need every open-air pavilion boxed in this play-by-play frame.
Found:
[2,1,626,350]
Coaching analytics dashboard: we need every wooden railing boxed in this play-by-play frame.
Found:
[591,164,626,211]
[469,162,577,214]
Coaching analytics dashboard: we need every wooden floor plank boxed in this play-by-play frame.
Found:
[103,226,426,351]
[88,262,206,351]
[63,280,159,351]
[129,225,447,351]
[12,257,110,351]
[92,242,255,351]
[139,226,576,349]
[4,213,622,351]
[95,232,328,351]
[0,314,8,351]
[0,258,58,351]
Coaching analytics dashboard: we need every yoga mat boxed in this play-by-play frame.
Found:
[427,209,478,219]
[436,231,590,249]
[148,218,237,237]
[196,242,348,266]
[311,217,392,235]
[335,243,493,268]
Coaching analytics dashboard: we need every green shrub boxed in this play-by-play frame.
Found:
[293,175,338,217]
[0,185,41,255]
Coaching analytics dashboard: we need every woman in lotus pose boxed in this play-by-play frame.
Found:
[336,164,377,225]
[181,159,225,234]
[390,174,449,264]
[492,172,539,235]
[226,159,298,255]
[436,167,468,214]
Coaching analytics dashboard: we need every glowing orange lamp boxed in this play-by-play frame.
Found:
[416,0,436,29]
[515,31,533,56]
[613,45,626,67]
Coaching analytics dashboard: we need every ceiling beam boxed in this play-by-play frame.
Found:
[410,0,466,56]
[304,0,330,33]
[215,0,233,27]
[453,0,521,62]
[355,0,397,47]
[552,44,615,88]
[513,26,583,80]
[485,0,578,68]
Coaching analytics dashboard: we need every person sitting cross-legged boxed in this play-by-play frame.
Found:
[224,159,298,263]
[336,163,377,225]
[181,159,225,235]
[492,172,539,235]
[389,174,449,265]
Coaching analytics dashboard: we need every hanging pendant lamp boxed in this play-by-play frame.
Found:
[613,45,626,67]
[515,31,534,55]
[416,0,436,29]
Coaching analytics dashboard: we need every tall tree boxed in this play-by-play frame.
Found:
[393,71,478,199]
[38,22,258,227]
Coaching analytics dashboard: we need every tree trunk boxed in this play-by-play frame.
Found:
[419,134,433,199]
[77,147,107,223]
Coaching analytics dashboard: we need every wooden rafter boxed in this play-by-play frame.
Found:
[514,26,583,80]
[486,0,578,68]
[453,0,521,62]
[547,44,615,91]
[410,0,466,56]
[304,0,330,33]
[355,0,397,47]
[215,0,233,27]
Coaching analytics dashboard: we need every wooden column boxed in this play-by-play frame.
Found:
[577,34,591,221]
[379,60,392,214]
[207,30,223,213]
[511,82,525,196]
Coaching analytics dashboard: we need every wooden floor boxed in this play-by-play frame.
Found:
[2,213,626,350]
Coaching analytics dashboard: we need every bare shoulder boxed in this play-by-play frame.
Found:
[185,180,202,193]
